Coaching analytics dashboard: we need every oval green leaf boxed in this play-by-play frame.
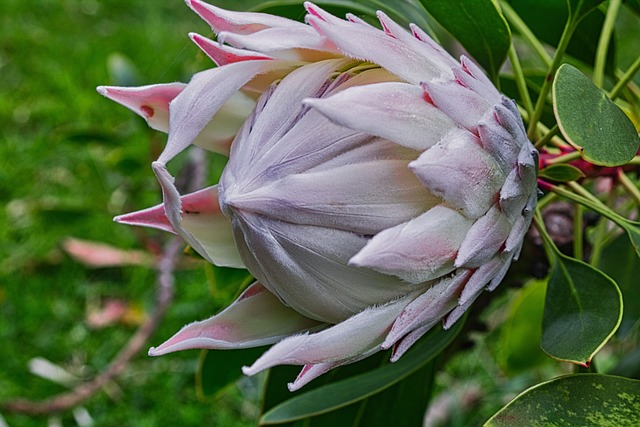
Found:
[485,374,640,426]
[260,320,464,424]
[417,0,510,79]
[553,64,640,166]
[541,253,622,366]
[538,164,585,182]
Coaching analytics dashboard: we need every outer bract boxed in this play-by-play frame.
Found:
[99,0,538,391]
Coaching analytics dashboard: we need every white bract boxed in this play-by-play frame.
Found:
[98,0,538,390]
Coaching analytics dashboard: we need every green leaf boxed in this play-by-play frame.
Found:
[497,279,550,374]
[196,346,269,398]
[485,374,640,426]
[553,64,640,166]
[598,234,640,336]
[306,360,436,427]
[541,252,622,366]
[417,0,510,79]
[260,321,464,424]
[538,164,585,182]
[260,351,388,416]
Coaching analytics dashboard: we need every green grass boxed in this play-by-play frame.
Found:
[0,0,260,425]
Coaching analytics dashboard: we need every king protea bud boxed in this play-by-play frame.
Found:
[98,0,538,391]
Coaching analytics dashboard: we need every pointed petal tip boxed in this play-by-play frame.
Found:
[96,85,108,96]
[148,346,160,357]
[241,365,256,376]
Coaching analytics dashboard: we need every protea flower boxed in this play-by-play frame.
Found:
[98,0,538,391]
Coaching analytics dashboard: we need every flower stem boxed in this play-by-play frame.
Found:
[617,170,640,205]
[545,149,582,165]
[508,45,534,117]
[589,190,617,266]
[610,56,640,100]
[534,124,561,149]
[527,17,578,140]
[541,180,628,225]
[593,0,622,88]
[533,209,560,262]
[499,1,552,67]
[574,204,584,260]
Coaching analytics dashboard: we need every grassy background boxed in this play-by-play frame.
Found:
[0,0,261,425]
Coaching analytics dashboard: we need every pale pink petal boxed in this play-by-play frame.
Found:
[504,216,527,257]
[149,283,323,355]
[499,145,538,220]
[496,96,528,142]
[114,203,174,233]
[499,168,529,220]
[375,11,457,75]
[152,163,244,268]
[503,193,537,261]
[229,58,352,169]
[409,23,458,67]
[189,33,274,65]
[288,344,381,391]
[187,0,301,34]
[96,83,185,132]
[389,323,431,362]
[382,270,472,353]
[453,56,500,103]
[114,183,241,267]
[517,143,538,191]
[349,205,473,284]
[422,80,493,132]
[410,128,505,219]
[241,296,412,375]
[218,27,339,60]
[486,253,516,291]
[458,257,506,305]
[225,159,438,234]
[193,90,257,156]
[477,108,521,174]
[229,211,418,323]
[159,59,298,165]
[444,257,512,329]
[305,82,457,151]
[289,363,335,391]
[345,13,373,26]
[304,3,452,84]
[455,204,512,268]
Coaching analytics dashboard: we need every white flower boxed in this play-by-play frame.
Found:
[98,0,538,391]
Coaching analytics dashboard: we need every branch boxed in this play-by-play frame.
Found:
[0,238,182,415]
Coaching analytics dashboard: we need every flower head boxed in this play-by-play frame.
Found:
[99,0,538,391]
